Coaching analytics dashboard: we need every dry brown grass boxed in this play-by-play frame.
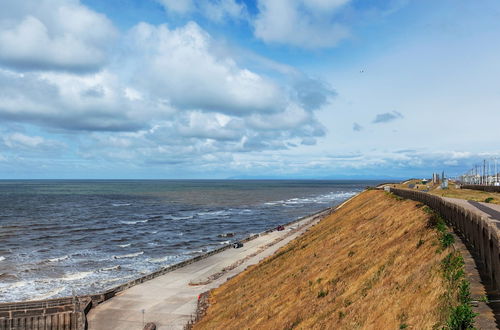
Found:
[429,184,500,204]
[194,190,453,330]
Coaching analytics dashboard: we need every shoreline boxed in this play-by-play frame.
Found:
[86,202,342,329]
[0,193,360,328]
[0,202,347,305]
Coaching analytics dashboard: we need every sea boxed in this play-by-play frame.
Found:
[0,180,383,302]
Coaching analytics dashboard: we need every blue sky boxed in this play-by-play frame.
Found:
[0,0,499,179]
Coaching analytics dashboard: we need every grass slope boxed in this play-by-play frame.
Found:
[195,190,454,329]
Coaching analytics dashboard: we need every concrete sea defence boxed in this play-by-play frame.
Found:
[390,187,500,290]
[0,207,332,330]
[0,297,91,330]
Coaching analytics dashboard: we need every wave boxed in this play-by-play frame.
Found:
[219,240,230,245]
[35,287,65,300]
[120,220,148,225]
[148,255,176,263]
[1,280,27,290]
[113,251,144,259]
[169,215,194,221]
[0,272,17,281]
[218,232,235,238]
[264,191,358,207]
[62,271,92,281]
[183,249,204,255]
[196,210,231,217]
[99,265,121,272]
[112,203,131,207]
[0,256,5,262]
[48,255,69,263]
[118,243,131,248]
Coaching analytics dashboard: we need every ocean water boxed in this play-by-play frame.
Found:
[0,180,381,302]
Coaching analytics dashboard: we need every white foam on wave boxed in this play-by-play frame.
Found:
[148,255,176,263]
[196,210,231,217]
[0,256,5,262]
[118,243,131,248]
[120,220,148,225]
[264,191,358,207]
[113,251,144,259]
[112,203,131,207]
[48,255,69,263]
[99,265,121,272]
[169,215,193,221]
[62,271,93,281]
[35,287,65,300]
[219,240,230,245]
[0,280,27,290]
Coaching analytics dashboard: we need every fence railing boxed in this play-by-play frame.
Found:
[461,184,500,193]
[390,188,500,290]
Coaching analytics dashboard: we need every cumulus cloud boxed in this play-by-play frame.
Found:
[0,0,117,72]
[372,111,404,124]
[0,69,166,131]
[1,132,66,154]
[254,0,351,48]
[129,22,285,116]
[0,10,335,171]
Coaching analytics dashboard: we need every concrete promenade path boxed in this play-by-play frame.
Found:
[443,197,500,228]
[87,211,327,330]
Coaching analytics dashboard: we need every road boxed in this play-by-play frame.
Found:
[87,211,328,330]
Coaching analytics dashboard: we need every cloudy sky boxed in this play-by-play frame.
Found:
[0,0,499,179]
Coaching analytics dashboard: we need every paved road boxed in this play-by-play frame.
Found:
[87,211,328,330]
[443,197,500,229]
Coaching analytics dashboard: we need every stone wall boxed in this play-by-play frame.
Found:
[390,188,500,290]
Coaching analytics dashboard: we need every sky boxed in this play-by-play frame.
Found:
[0,0,499,179]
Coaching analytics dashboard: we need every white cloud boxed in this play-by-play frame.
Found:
[130,22,284,116]
[2,132,65,152]
[201,0,247,22]
[0,69,170,131]
[254,0,351,48]
[0,0,117,72]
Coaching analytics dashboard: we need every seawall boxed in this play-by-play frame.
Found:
[0,207,333,330]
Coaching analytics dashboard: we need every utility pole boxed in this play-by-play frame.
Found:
[475,164,479,184]
[496,158,498,184]
[484,159,487,185]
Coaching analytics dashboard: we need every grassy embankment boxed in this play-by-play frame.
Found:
[396,179,500,204]
[194,190,474,329]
